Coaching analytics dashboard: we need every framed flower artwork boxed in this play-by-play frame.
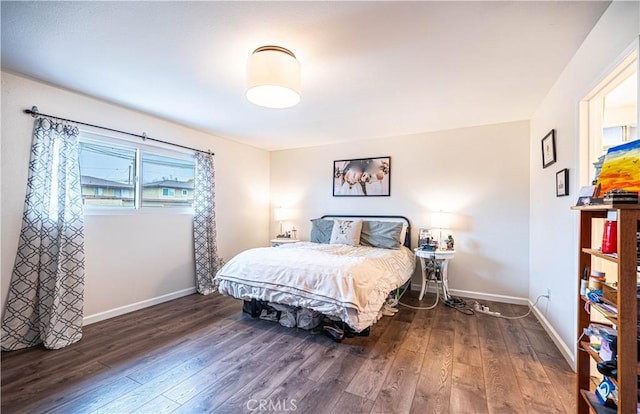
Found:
[333,156,390,196]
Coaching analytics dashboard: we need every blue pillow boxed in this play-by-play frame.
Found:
[310,218,334,244]
[360,221,402,249]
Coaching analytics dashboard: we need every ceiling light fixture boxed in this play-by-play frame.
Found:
[246,45,301,109]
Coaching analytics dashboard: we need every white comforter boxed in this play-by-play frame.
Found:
[214,242,415,331]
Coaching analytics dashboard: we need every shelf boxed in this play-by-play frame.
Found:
[575,205,640,414]
[580,295,618,324]
[579,389,617,414]
[572,204,640,211]
[579,342,619,388]
[582,248,619,263]
[580,340,604,362]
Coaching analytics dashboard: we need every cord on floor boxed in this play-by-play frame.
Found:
[471,294,546,319]
[397,278,441,310]
[395,284,547,319]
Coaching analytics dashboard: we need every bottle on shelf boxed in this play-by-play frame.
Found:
[601,211,617,254]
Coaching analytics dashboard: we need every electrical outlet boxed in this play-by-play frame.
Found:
[546,288,551,300]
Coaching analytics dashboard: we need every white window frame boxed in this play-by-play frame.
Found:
[579,47,638,187]
[79,131,195,216]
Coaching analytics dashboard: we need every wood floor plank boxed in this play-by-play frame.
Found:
[476,311,506,349]
[207,332,319,413]
[479,330,527,414]
[292,344,366,414]
[450,362,489,414]
[46,376,142,414]
[430,302,457,332]
[261,370,320,414]
[411,328,454,414]
[516,375,567,414]
[130,395,180,414]
[1,360,113,413]
[452,308,482,367]
[400,304,434,355]
[370,346,424,414]
[91,324,276,413]
[536,351,576,414]
[345,320,411,400]
[1,291,575,414]
[160,323,281,406]
[123,316,251,384]
[491,303,551,385]
[170,338,293,413]
[298,335,346,381]
[330,392,375,414]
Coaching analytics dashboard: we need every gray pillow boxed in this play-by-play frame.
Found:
[360,221,403,249]
[310,218,334,244]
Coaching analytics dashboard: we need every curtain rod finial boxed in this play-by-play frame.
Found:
[25,106,39,117]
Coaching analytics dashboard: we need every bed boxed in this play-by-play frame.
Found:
[214,215,415,333]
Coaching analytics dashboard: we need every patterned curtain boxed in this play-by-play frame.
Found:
[1,118,85,351]
[193,152,218,295]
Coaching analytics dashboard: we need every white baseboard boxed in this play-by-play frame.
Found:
[531,301,576,371]
[409,282,575,370]
[83,287,196,326]
[409,283,528,305]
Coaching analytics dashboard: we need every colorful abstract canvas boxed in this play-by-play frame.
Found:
[594,139,640,197]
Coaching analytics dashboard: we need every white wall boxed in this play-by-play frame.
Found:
[270,121,531,300]
[529,1,639,366]
[1,72,270,320]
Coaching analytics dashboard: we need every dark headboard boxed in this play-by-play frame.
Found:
[320,214,411,248]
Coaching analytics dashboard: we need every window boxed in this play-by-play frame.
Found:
[161,188,175,197]
[79,142,135,207]
[581,50,637,186]
[78,134,195,211]
[141,153,194,207]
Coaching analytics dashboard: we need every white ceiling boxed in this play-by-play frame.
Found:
[1,1,610,151]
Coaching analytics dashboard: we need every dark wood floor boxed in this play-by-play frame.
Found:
[1,291,575,413]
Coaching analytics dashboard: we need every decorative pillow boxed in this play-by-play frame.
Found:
[310,218,334,244]
[329,219,363,246]
[360,221,403,249]
[398,224,408,246]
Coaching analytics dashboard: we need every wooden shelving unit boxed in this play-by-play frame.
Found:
[572,205,640,414]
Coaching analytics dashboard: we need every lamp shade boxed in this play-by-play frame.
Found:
[246,46,301,109]
[431,211,451,229]
[274,207,290,221]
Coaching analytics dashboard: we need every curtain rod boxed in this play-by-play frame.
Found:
[23,106,213,155]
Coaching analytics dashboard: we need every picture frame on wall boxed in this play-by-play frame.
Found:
[541,129,556,168]
[333,156,390,196]
[556,168,569,197]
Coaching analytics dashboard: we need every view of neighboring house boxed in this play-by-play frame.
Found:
[81,176,193,207]
[141,179,194,207]
[81,176,134,207]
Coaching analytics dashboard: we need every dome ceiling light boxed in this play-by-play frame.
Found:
[246,45,301,109]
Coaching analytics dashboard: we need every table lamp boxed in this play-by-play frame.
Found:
[431,211,451,250]
[274,207,290,238]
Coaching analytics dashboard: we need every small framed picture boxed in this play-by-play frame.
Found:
[575,185,595,206]
[541,129,556,168]
[418,228,433,248]
[556,168,569,197]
